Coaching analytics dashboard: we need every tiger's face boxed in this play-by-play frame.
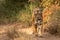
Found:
[34,8,42,16]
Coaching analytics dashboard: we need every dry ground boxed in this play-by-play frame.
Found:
[0,23,60,40]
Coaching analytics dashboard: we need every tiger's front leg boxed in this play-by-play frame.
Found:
[37,25,44,37]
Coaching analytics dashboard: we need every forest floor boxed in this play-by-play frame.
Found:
[0,23,60,40]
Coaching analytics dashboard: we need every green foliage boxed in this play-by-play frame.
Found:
[0,0,29,24]
[0,0,40,24]
[0,0,60,25]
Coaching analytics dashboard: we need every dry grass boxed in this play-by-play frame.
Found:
[43,4,60,34]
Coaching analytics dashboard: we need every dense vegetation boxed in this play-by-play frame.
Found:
[0,0,60,24]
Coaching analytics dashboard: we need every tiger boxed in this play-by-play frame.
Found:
[32,7,44,36]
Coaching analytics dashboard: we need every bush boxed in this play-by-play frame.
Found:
[45,5,60,34]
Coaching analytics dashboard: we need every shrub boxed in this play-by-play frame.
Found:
[45,5,60,34]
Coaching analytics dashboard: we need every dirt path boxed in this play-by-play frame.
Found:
[14,32,60,40]
[0,32,60,40]
[0,24,60,40]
